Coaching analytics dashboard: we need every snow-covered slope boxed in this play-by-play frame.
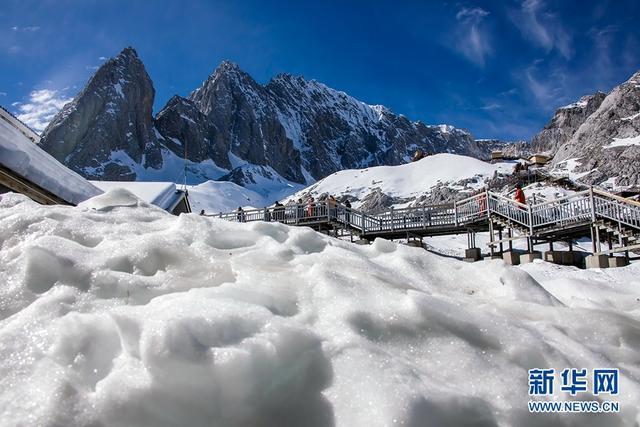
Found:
[289,153,514,210]
[1,192,638,426]
[0,113,101,204]
[186,163,306,214]
[186,180,270,213]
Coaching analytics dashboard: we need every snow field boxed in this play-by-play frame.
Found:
[0,190,639,426]
[290,153,514,208]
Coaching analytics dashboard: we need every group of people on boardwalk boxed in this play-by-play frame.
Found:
[232,195,353,223]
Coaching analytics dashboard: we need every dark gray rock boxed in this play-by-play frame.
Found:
[183,63,482,184]
[531,92,606,155]
[39,47,161,180]
[549,72,640,187]
[154,95,228,168]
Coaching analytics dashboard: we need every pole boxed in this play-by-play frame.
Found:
[489,221,495,257]
[454,201,458,227]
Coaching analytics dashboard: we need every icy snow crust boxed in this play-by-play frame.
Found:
[1,191,640,426]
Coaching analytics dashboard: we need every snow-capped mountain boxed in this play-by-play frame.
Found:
[531,71,640,188]
[39,47,486,185]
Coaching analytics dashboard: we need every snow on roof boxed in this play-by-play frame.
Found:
[0,113,102,205]
[89,181,184,211]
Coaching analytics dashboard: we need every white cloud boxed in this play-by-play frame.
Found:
[521,63,567,109]
[452,7,492,67]
[0,92,6,96]
[512,0,572,59]
[14,89,72,133]
[10,25,41,32]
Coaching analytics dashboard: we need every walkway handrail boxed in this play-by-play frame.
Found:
[529,189,590,208]
[211,188,640,240]
[593,188,640,208]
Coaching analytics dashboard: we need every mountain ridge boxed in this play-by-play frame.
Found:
[37,47,506,185]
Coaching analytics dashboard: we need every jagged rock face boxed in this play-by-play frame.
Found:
[531,92,606,155]
[188,63,304,183]
[550,72,640,187]
[39,47,161,180]
[154,96,228,168]
[265,75,478,181]
[38,50,505,185]
[180,64,479,184]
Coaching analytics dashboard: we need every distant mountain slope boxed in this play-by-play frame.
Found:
[38,47,488,184]
[287,153,514,211]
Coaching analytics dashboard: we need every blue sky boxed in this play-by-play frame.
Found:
[1,0,639,140]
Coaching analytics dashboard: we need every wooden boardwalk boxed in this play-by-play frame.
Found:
[213,188,640,260]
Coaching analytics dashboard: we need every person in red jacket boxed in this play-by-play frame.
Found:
[514,184,526,205]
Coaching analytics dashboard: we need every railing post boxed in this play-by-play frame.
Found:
[528,204,534,236]
[362,212,367,234]
[454,201,458,227]
[589,186,596,222]
[485,188,490,218]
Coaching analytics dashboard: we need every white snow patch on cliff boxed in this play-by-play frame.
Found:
[605,135,640,149]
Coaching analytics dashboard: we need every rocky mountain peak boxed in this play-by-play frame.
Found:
[530,90,606,155]
[547,69,640,187]
[39,47,161,180]
[38,46,497,187]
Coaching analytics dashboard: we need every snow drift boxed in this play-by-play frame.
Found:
[0,190,639,426]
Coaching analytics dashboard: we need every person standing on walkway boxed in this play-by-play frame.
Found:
[307,197,315,218]
[514,184,526,205]
[236,206,245,222]
[297,198,304,222]
[344,199,352,223]
[327,195,337,220]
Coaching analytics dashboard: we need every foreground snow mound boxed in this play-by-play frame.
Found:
[1,192,639,427]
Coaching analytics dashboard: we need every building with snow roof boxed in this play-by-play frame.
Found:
[90,181,191,215]
[0,106,102,205]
